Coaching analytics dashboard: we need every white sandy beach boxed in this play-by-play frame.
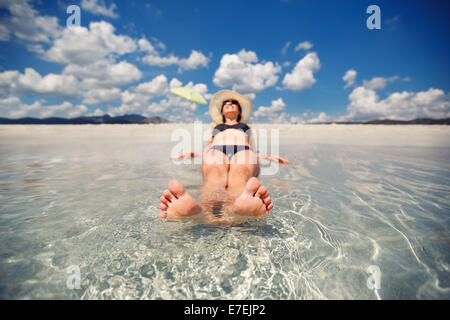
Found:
[0,124,449,147]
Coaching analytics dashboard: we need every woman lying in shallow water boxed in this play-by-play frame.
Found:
[159,90,290,225]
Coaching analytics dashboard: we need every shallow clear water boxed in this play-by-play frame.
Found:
[0,130,449,299]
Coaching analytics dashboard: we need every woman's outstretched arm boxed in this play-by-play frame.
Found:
[170,152,203,160]
[255,153,290,164]
[248,128,290,164]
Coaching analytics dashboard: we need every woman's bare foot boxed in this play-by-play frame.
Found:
[231,177,273,217]
[159,180,203,219]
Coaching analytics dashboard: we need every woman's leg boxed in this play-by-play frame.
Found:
[226,150,273,217]
[200,149,229,201]
[159,149,229,220]
[226,150,259,198]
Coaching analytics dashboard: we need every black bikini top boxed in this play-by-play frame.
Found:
[212,123,251,138]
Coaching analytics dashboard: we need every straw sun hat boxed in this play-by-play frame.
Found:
[209,90,252,124]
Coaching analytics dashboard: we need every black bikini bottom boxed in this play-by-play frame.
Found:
[210,145,250,159]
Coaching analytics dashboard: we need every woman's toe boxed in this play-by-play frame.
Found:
[168,180,186,198]
[255,186,267,199]
[245,177,260,196]
[158,212,167,218]
[163,190,175,202]
[160,196,169,205]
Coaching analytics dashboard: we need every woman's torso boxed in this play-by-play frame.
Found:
[210,123,251,147]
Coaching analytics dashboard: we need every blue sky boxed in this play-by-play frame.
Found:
[0,0,449,122]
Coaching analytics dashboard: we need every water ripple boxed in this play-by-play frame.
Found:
[1,140,449,299]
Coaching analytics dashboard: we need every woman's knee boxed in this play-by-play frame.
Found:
[202,163,228,186]
[228,164,255,184]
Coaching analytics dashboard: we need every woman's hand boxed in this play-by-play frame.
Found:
[265,155,290,164]
[170,152,201,161]
[170,152,193,161]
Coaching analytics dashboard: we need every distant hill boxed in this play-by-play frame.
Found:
[0,115,448,125]
[0,114,170,124]
[316,118,449,125]
[362,118,449,125]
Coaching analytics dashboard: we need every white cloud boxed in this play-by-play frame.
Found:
[39,101,87,118]
[81,0,119,19]
[107,75,209,120]
[141,50,210,72]
[89,108,106,116]
[213,49,281,96]
[0,0,62,43]
[235,49,258,63]
[183,81,211,99]
[385,15,400,31]
[253,98,286,120]
[169,78,183,89]
[82,87,121,105]
[63,59,142,88]
[14,68,80,98]
[0,24,10,41]
[244,93,256,100]
[138,37,158,55]
[145,80,210,119]
[0,68,78,99]
[142,55,178,67]
[282,52,320,91]
[338,72,449,121]
[1,12,145,108]
[0,62,142,104]
[281,41,291,55]
[0,96,88,119]
[307,112,333,123]
[116,90,148,113]
[343,69,357,89]
[252,98,331,123]
[2,99,40,118]
[26,43,45,55]
[179,50,210,71]
[295,41,313,51]
[133,74,169,96]
[340,86,450,121]
[0,1,213,120]
[147,94,197,117]
[0,70,19,88]
[0,96,23,113]
[116,85,164,115]
[67,104,89,118]
[150,37,166,52]
[362,76,399,90]
[288,111,335,124]
[279,78,450,123]
[44,21,137,65]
